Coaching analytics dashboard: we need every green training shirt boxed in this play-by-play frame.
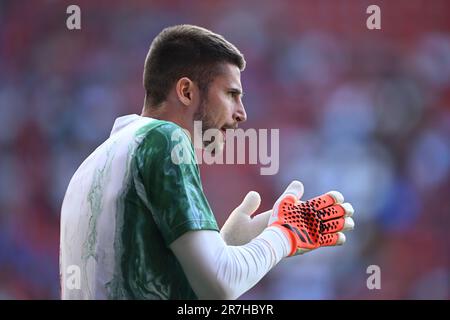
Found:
[60,114,219,299]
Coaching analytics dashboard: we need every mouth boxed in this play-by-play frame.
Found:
[219,124,237,143]
[221,124,237,132]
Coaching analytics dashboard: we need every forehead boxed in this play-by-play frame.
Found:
[211,63,242,89]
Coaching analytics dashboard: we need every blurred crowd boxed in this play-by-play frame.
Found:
[0,0,449,299]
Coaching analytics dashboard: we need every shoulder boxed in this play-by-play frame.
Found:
[139,120,190,145]
[135,120,193,162]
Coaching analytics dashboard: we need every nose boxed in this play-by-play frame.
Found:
[233,101,247,123]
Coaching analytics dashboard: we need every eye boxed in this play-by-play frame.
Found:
[228,91,241,99]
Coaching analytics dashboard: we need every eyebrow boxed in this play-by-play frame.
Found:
[228,88,244,97]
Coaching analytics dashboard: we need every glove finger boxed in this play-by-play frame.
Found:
[305,190,343,211]
[317,203,354,221]
[235,191,261,217]
[326,191,344,204]
[319,232,346,247]
[270,181,304,225]
[321,217,354,234]
[278,180,304,202]
[269,194,296,225]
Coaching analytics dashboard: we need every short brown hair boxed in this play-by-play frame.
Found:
[143,24,246,108]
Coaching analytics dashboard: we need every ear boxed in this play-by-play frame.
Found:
[175,77,196,106]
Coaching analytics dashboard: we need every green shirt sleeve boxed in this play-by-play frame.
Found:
[135,122,219,246]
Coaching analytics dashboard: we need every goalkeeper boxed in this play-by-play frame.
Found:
[60,25,355,300]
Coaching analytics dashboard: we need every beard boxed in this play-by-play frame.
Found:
[193,98,224,154]
[193,98,214,134]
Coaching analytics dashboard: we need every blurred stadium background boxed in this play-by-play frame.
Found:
[0,0,449,299]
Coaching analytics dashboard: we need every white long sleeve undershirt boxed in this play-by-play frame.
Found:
[170,226,291,300]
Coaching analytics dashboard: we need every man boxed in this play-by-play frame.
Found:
[60,25,355,300]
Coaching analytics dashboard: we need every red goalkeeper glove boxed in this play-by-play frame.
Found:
[269,181,354,256]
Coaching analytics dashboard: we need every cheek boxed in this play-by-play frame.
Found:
[202,102,220,127]
[207,98,229,123]
[218,98,234,120]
